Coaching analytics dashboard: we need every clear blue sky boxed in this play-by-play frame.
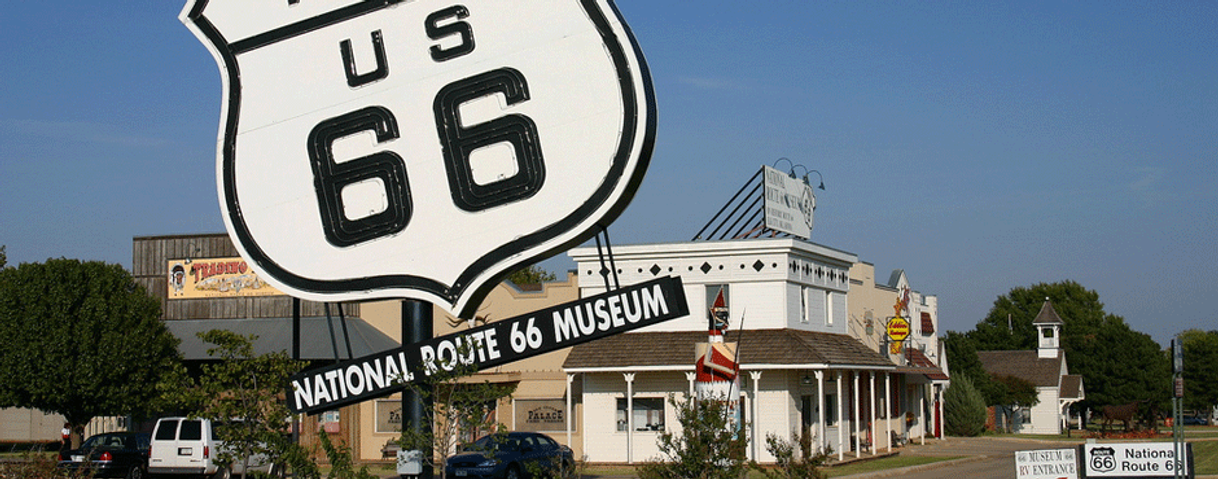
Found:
[2,1,1214,346]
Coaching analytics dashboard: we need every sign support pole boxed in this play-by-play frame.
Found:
[403,300,434,479]
[292,298,301,446]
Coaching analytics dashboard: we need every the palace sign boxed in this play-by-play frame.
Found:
[286,276,688,414]
[181,0,656,317]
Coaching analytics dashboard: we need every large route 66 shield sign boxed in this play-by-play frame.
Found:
[181,0,655,316]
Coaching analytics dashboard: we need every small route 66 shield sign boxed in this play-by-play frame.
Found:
[181,0,656,316]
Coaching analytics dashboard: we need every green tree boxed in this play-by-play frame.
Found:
[965,281,1170,413]
[0,258,180,448]
[943,375,986,437]
[0,245,7,268]
[505,265,556,286]
[165,330,312,478]
[944,331,1000,404]
[1179,329,1218,412]
[636,395,750,479]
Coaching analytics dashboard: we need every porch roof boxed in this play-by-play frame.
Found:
[896,348,949,380]
[562,328,895,372]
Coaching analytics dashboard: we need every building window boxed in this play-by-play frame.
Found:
[616,398,665,432]
[1042,328,1054,338]
[800,286,809,323]
[824,393,837,426]
[824,291,834,326]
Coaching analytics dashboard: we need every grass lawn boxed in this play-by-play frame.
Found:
[1192,440,1217,476]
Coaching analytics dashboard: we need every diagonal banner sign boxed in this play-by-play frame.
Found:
[287,276,688,414]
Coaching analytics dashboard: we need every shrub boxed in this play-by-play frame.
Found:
[944,375,987,437]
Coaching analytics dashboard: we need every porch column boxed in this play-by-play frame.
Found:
[749,371,763,461]
[685,372,696,399]
[815,370,825,453]
[884,372,892,452]
[624,372,635,463]
[937,385,944,439]
[566,374,575,446]
[836,371,844,461]
[853,371,860,455]
[869,372,877,456]
[919,386,925,445]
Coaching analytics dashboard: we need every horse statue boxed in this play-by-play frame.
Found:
[1101,400,1147,433]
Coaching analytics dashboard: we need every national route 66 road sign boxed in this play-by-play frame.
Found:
[181,0,656,316]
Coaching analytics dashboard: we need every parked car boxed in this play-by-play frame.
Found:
[446,432,573,479]
[58,432,151,479]
[148,417,276,479]
[1181,415,1209,426]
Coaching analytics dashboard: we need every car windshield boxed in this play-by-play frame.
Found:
[80,435,127,449]
[466,434,519,452]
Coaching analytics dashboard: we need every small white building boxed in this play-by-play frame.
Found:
[561,238,945,463]
[977,300,1084,434]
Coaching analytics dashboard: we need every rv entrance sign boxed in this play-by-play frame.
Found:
[181,0,656,317]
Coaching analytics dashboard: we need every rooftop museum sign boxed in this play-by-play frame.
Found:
[762,165,816,239]
[181,0,657,317]
[286,276,688,414]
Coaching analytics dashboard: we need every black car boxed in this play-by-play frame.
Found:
[446,432,573,479]
[59,432,151,479]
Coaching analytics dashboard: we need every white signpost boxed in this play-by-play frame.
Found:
[181,0,657,317]
[1016,448,1078,479]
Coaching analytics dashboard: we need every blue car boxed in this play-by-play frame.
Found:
[446,432,573,479]
[1181,415,1209,426]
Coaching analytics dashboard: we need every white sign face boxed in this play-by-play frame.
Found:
[1015,448,1078,479]
[762,165,815,239]
[1082,443,1189,478]
[181,0,656,316]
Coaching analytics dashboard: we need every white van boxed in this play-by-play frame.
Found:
[148,417,276,478]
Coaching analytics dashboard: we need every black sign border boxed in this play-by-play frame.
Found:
[184,0,657,317]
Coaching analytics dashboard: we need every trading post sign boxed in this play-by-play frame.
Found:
[180,0,656,317]
[286,276,688,414]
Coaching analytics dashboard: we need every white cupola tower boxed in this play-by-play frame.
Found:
[1032,298,1064,359]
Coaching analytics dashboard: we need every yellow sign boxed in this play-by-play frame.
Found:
[886,316,911,342]
[167,257,282,299]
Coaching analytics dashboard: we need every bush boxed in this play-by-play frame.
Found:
[944,375,987,437]
[750,430,828,479]
[636,395,749,479]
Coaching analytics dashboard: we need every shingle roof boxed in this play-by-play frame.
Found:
[562,329,894,370]
[165,317,399,360]
[976,350,1063,387]
[1061,374,1084,399]
[1032,299,1065,325]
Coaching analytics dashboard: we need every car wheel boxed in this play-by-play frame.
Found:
[210,467,231,479]
[127,466,143,479]
[505,464,522,479]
